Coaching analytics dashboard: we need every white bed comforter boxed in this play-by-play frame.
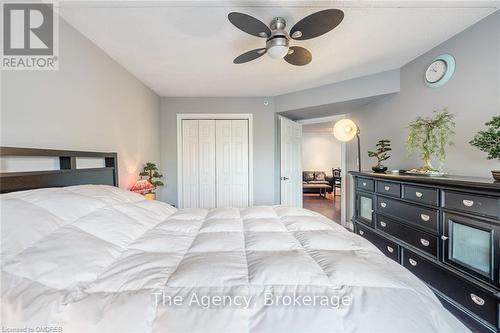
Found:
[1,185,467,332]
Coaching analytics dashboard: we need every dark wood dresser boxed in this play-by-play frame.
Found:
[350,171,500,332]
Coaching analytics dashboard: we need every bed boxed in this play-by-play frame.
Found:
[0,147,468,332]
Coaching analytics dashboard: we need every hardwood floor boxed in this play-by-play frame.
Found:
[303,191,341,223]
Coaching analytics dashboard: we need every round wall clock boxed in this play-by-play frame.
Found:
[424,54,456,88]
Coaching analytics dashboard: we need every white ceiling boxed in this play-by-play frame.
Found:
[58,1,499,97]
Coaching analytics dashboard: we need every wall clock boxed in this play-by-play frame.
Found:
[424,54,456,88]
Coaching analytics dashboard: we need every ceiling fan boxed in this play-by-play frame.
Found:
[228,9,344,66]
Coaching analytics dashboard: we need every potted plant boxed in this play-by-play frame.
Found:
[406,108,455,176]
[368,139,391,173]
[469,116,500,181]
[139,162,164,199]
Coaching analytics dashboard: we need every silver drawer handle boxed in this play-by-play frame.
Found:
[359,230,364,235]
[380,202,387,208]
[386,246,394,253]
[380,221,387,228]
[420,214,430,222]
[463,199,474,207]
[441,235,449,241]
[470,293,485,306]
[362,182,367,186]
[409,258,417,266]
[415,191,423,198]
[420,238,430,247]
[384,186,390,191]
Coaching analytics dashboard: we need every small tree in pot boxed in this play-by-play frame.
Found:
[139,162,164,191]
[406,108,455,175]
[368,139,391,173]
[469,116,500,181]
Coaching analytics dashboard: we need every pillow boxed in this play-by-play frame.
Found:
[314,172,326,181]
[303,171,314,182]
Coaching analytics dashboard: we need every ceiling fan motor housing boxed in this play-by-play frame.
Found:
[266,17,290,59]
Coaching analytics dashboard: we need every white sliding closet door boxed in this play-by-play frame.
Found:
[198,120,216,208]
[181,120,199,208]
[216,120,249,208]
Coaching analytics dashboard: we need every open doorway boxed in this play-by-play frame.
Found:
[299,115,345,224]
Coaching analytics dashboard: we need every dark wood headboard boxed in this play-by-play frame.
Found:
[0,147,118,193]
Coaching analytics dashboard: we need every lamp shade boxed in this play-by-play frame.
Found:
[130,179,154,194]
[333,119,358,142]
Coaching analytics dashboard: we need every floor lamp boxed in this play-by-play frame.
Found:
[333,119,361,172]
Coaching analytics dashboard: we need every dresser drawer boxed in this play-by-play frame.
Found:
[402,249,499,327]
[355,223,399,262]
[376,197,439,234]
[377,217,437,257]
[402,185,439,206]
[357,177,374,192]
[376,181,401,198]
[443,190,499,218]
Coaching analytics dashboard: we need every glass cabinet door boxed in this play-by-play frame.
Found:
[443,213,498,284]
[357,194,374,226]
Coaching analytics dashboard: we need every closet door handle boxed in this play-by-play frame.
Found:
[380,202,387,208]
[379,221,387,228]
[415,191,423,198]
[384,186,390,191]
[421,214,430,222]
[281,176,289,181]
[386,246,394,253]
[409,258,417,266]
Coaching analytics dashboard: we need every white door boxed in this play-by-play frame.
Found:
[216,120,249,208]
[181,120,199,208]
[198,120,216,208]
[280,116,302,207]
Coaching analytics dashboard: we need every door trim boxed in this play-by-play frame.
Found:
[176,113,254,208]
[297,114,347,227]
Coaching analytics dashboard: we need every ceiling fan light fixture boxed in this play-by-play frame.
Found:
[267,45,289,59]
[266,36,289,59]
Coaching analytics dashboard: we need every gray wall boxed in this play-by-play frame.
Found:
[159,70,403,207]
[160,97,276,205]
[345,10,500,220]
[1,18,161,189]
[274,69,400,113]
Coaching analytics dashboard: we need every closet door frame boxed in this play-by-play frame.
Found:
[176,113,254,208]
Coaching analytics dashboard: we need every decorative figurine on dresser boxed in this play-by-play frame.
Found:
[350,171,500,332]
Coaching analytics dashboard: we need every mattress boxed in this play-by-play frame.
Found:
[1,185,468,332]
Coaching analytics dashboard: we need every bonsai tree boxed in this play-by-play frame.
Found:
[368,139,391,168]
[406,108,455,173]
[139,162,164,191]
[469,116,500,160]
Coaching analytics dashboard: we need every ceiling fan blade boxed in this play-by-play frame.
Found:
[228,12,271,38]
[290,9,344,40]
[284,46,312,66]
[233,48,267,64]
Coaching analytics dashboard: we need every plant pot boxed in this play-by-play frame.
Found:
[372,165,388,173]
[492,170,500,182]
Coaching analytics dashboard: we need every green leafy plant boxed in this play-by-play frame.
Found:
[469,116,500,160]
[406,108,455,172]
[368,139,392,167]
[139,162,164,190]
